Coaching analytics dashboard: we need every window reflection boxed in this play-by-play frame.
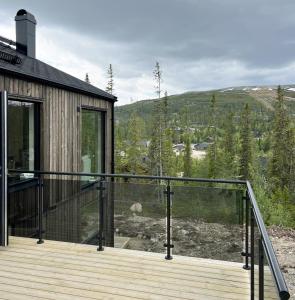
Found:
[81,109,104,174]
[8,100,35,170]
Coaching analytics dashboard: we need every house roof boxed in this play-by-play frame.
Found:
[0,41,117,102]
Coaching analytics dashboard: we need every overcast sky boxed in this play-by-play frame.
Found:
[1,0,295,105]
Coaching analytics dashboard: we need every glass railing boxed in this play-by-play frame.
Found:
[113,180,166,253]
[8,174,101,245]
[247,183,290,300]
[7,169,290,300]
[171,182,244,262]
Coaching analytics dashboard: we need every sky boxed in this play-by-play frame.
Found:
[1,0,295,105]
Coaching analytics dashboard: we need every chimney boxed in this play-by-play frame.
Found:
[15,9,36,58]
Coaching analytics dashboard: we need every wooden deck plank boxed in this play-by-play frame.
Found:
[8,240,276,286]
[0,237,278,300]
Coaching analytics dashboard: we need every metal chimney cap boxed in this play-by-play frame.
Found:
[15,9,36,24]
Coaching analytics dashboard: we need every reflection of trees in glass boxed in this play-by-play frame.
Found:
[81,110,103,173]
[8,101,35,170]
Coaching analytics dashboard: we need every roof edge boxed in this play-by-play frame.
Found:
[0,67,117,102]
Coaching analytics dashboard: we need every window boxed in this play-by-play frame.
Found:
[7,100,38,171]
[81,109,105,174]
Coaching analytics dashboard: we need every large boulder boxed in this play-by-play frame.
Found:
[130,202,143,213]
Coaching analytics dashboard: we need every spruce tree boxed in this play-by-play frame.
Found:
[126,111,144,174]
[183,133,192,177]
[106,64,114,95]
[270,86,294,191]
[222,111,236,177]
[85,73,90,83]
[239,104,252,180]
[208,94,218,178]
[148,62,164,176]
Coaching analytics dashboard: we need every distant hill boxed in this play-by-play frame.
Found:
[115,85,295,126]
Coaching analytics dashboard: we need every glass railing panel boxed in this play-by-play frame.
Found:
[252,216,280,300]
[8,173,101,245]
[43,175,99,244]
[171,183,244,262]
[8,176,38,238]
[113,180,166,253]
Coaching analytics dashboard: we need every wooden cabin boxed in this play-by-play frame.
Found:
[0,9,116,245]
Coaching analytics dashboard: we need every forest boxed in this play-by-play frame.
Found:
[114,66,295,228]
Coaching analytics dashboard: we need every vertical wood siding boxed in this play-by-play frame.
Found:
[0,74,113,173]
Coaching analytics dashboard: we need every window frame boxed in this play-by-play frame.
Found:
[80,106,106,175]
[7,97,41,172]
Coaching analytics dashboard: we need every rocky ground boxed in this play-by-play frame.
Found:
[115,215,244,262]
[268,226,295,299]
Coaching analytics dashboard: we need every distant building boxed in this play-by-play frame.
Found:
[194,142,212,151]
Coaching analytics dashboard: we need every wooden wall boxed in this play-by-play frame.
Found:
[0,73,114,174]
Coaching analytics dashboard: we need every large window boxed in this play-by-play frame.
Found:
[7,100,38,171]
[81,109,105,173]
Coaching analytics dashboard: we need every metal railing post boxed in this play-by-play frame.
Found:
[250,207,255,300]
[259,237,264,300]
[37,177,44,244]
[164,181,174,260]
[97,177,105,251]
[243,191,250,270]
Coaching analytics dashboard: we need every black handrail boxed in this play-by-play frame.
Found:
[8,169,246,185]
[7,169,290,299]
[246,182,290,300]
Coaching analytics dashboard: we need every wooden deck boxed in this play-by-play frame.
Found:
[0,237,276,300]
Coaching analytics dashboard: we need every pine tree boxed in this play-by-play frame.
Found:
[239,104,252,180]
[85,73,90,83]
[106,64,114,95]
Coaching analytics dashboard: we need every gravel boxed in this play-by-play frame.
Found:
[268,226,295,299]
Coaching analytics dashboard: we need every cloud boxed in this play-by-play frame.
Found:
[1,0,295,105]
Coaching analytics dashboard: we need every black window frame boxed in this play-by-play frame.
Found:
[80,105,106,178]
[7,97,41,180]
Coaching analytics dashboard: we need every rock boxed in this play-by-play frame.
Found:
[130,202,143,213]
[151,237,158,243]
[179,229,188,236]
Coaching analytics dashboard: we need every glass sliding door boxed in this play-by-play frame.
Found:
[7,100,38,171]
[81,109,105,174]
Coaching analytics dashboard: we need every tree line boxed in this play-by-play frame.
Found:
[114,63,295,228]
[85,62,295,228]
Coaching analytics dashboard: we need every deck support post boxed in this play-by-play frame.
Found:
[243,191,251,270]
[250,207,255,300]
[37,177,44,244]
[259,237,264,300]
[164,181,174,260]
[97,177,105,251]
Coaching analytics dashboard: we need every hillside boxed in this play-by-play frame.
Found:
[115,85,295,125]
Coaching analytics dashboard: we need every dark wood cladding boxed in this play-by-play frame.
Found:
[2,73,114,245]
[0,73,113,174]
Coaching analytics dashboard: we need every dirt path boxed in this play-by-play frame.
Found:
[268,226,295,299]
